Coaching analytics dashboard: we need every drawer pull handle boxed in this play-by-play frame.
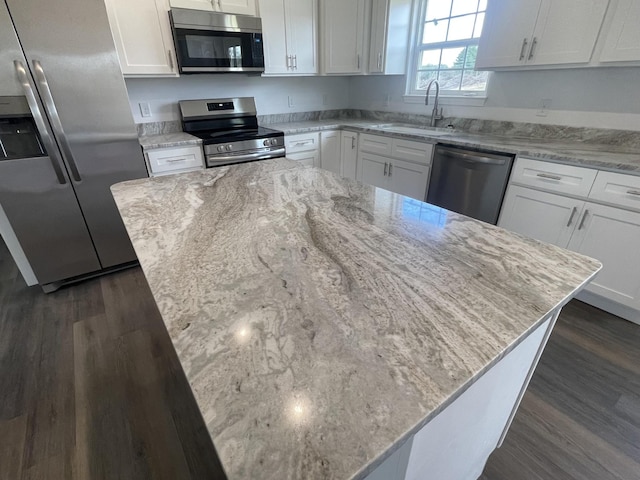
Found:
[294,141,312,147]
[384,162,388,176]
[537,173,562,181]
[166,158,188,163]
[626,189,640,196]
[578,209,589,231]
[566,206,578,227]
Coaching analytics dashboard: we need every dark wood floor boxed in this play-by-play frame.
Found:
[1,239,639,480]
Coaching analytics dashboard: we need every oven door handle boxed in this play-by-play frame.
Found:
[207,148,286,164]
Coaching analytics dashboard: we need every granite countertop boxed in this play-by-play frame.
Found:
[271,120,640,174]
[111,159,600,480]
[138,131,202,150]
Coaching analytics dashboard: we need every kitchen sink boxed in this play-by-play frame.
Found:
[378,125,454,136]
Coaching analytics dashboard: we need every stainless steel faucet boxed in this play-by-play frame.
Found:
[425,79,443,128]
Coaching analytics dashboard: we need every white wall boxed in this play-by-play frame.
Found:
[125,75,350,123]
[349,67,640,130]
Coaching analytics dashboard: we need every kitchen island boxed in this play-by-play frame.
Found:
[111,159,601,480]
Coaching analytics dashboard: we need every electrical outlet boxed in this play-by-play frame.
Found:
[322,94,328,106]
[536,98,552,117]
[383,94,391,107]
[288,96,295,108]
[139,102,151,118]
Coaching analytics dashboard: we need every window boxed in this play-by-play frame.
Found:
[407,0,489,97]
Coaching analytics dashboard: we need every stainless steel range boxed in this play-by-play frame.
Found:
[179,97,285,168]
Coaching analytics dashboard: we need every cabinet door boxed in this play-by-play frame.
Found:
[388,159,429,201]
[320,130,341,175]
[567,203,640,311]
[285,0,318,74]
[169,0,214,11]
[498,185,584,248]
[217,0,257,15]
[288,150,319,168]
[528,0,609,66]
[259,0,289,74]
[475,0,541,69]
[368,0,387,73]
[321,0,366,74]
[106,0,178,76]
[359,152,390,190]
[600,0,640,62]
[341,131,358,180]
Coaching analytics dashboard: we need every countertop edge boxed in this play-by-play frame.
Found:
[350,263,602,480]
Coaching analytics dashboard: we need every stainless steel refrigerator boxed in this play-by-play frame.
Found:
[0,0,148,292]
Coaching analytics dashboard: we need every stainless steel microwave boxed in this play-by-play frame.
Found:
[169,8,264,74]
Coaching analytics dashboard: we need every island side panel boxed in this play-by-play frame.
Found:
[401,312,555,480]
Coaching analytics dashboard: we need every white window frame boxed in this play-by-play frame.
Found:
[404,0,489,106]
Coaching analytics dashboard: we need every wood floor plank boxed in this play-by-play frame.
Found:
[0,414,27,479]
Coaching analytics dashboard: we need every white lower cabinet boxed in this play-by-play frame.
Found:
[320,130,341,175]
[358,152,430,201]
[567,203,640,311]
[389,159,430,202]
[499,158,640,322]
[287,150,319,168]
[358,134,432,201]
[498,185,585,248]
[340,131,358,180]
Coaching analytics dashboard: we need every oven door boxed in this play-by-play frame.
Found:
[173,27,264,73]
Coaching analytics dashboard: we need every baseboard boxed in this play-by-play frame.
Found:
[575,290,640,326]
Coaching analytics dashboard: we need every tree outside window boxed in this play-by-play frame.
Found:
[409,0,489,96]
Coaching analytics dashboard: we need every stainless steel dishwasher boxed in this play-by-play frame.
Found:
[427,145,515,224]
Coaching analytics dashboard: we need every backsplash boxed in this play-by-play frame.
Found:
[137,109,640,149]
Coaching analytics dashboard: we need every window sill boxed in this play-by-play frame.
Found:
[403,95,487,107]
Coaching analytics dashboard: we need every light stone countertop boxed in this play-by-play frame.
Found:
[112,159,601,480]
[271,120,640,174]
[138,132,202,150]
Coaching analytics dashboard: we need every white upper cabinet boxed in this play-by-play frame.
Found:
[599,0,640,62]
[321,0,367,74]
[105,0,178,76]
[169,0,257,16]
[368,0,412,75]
[530,0,610,66]
[476,0,609,69]
[475,0,541,69]
[260,0,318,75]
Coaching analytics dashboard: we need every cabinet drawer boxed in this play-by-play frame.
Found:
[589,171,640,211]
[391,138,433,165]
[146,145,204,175]
[359,133,393,156]
[285,132,320,153]
[510,157,597,197]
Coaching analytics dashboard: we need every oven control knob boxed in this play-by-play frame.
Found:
[226,145,233,152]
[217,145,225,153]
[270,138,278,146]
[263,139,270,147]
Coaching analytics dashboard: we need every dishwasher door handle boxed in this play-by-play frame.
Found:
[438,146,508,165]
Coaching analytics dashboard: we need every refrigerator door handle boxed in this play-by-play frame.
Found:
[13,60,67,185]
[31,60,82,182]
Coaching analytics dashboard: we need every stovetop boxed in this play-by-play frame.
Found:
[189,126,283,144]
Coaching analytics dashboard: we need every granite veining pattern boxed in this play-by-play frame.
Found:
[270,119,640,174]
[112,159,600,480]
[138,132,202,151]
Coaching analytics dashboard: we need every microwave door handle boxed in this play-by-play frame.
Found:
[13,60,67,185]
[31,60,82,182]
